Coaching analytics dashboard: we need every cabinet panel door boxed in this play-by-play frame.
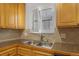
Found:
[0,4,25,29]
[0,53,9,56]
[18,47,33,56]
[17,4,25,29]
[5,4,9,28]
[0,4,6,28]
[77,4,79,24]
[0,4,2,28]
[0,50,9,56]
[57,3,77,27]
[8,48,16,56]
[0,46,17,56]
[7,4,17,29]
[32,50,52,56]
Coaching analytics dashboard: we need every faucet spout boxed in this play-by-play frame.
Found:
[40,33,44,41]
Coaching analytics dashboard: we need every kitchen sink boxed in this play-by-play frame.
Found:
[21,39,54,49]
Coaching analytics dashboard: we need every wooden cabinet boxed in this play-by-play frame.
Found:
[18,47,52,56]
[0,48,16,56]
[32,50,52,56]
[57,3,77,27]
[0,44,77,56]
[8,47,17,56]
[18,44,52,56]
[6,4,17,29]
[18,46,33,56]
[0,44,52,56]
[3,4,16,29]
[0,44,17,56]
[17,4,25,29]
[76,4,79,25]
[0,4,5,28]
[0,50,9,56]
[0,3,25,29]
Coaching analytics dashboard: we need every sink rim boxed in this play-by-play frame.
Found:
[22,39,54,49]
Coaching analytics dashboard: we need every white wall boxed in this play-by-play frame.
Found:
[25,3,56,31]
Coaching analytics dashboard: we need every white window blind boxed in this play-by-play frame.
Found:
[32,8,55,33]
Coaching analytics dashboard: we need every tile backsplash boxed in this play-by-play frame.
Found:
[58,28,79,44]
[0,29,23,40]
[22,28,62,43]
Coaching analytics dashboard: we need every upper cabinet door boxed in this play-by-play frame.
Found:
[0,4,25,29]
[57,3,77,27]
[0,4,6,28]
[5,4,17,29]
[76,4,79,25]
[6,4,25,29]
[17,4,25,29]
[7,4,17,29]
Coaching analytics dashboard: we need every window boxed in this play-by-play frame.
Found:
[32,8,55,33]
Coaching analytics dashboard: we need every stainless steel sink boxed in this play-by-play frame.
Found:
[22,39,53,49]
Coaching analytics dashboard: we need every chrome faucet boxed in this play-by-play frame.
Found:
[40,33,49,44]
[39,33,53,47]
[40,33,44,41]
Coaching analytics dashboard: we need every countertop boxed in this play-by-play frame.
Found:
[0,38,79,55]
[53,42,79,53]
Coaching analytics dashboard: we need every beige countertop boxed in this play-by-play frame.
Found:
[0,38,79,55]
[53,42,79,53]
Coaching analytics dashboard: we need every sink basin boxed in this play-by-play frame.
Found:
[22,40,33,45]
[22,40,53,49]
